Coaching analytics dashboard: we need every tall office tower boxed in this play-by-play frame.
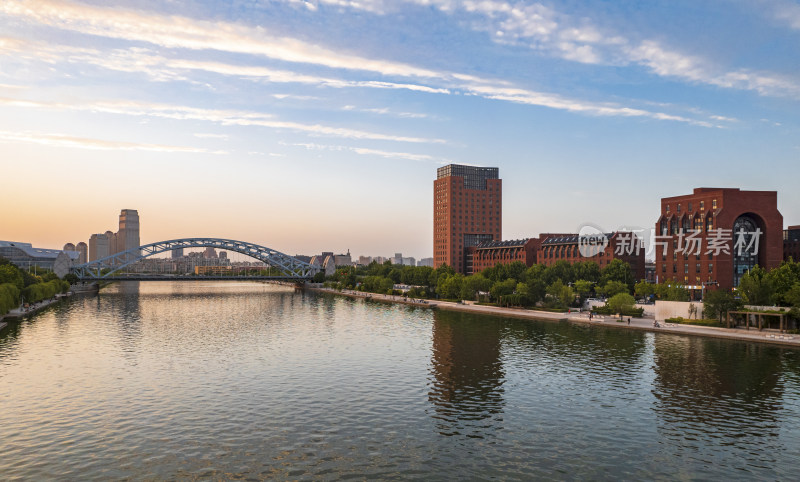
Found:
[171,247,184,259]
[434,164,501,274]
[118,209,140,256]
[105,230,117,255]
[76,242,88,264]
[89,233,109,261]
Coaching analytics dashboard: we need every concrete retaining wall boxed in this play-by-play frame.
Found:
[655,300,705,322]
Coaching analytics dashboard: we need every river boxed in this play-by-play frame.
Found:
[1,281,799,479]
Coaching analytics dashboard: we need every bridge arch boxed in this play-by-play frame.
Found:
[71,238,318,280]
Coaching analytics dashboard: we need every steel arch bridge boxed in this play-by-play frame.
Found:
[71,238,318,280]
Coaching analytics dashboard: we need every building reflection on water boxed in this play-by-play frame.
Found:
[651,335,788,458]
[428,310,506,437]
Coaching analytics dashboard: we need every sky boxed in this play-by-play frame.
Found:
[1,0,799,260]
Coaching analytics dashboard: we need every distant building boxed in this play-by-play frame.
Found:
[118,209,140,256]
[784,226,800,262]
[0,240,80,273]
[76,242,88,264]
[434,164,502,274]
[645,261,656,283]
[105,230,116,255]
[63,243,76,252]
[219,251,227,260]
[203,247,218,259]
[194,265,232,276]
[391,253,416,266]
[334,251,352,266]
[89,233,109,261]
[357,255,373,266]
[417,257,434,267]
[171,247,184,259]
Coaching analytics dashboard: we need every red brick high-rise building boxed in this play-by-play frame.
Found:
[655,188,783,291]
[434,164,502,274]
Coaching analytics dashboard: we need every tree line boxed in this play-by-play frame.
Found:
[0,257,71,316]
[322,258,639,310]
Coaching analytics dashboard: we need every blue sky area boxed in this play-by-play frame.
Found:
[1,0,798,259]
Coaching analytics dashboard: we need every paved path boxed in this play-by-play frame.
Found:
[309,287,800,348]
[2,295,67,322]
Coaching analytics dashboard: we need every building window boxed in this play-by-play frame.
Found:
[712,199,717,209]
[677,204,681,214]
[700,201,705,211]
[696,263,701,273]
[709,263,714,273]
[688,202,693,211]
[684,263,689,274]
[666,204,670,213]
[706,215,713,231]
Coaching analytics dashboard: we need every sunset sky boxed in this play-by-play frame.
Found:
[1,0,799,259]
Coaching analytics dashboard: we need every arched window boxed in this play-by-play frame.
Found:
[682,216,691,233]
[660,220,668,236]
[694,214,702,232]
[706,214,713,231]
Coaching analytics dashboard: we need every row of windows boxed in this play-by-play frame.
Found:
[660,215,714,235]
[661,263,714,274]
[665,199,718,214]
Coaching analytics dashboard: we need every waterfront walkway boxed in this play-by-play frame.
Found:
[310,287,800,348]
[0,294,68,326]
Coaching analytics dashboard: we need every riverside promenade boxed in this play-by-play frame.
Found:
[0,294,69,328]
[309,287,800,348]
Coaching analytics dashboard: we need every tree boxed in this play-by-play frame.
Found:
[574,279,594,303]
[436,273,463,300]
[703,289,743,323]
[573,261,601,284]
[0,264,24,289]
[655,282,689,301]
[504,261,528,282]
[461,274,492,301]
[490,278,517,302]
[597,280,628,298]
[607,293,635,319]
[546,280,575,310]
[738,265,775,306]
[784,282,800,309]
[600,259,634,291]
[634,281,656,300]
[544,261,575,286]
[765,260,800,306]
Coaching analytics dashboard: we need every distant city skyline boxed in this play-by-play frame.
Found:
[1,1,799,258]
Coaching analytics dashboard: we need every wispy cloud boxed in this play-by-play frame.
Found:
[289,142,450,163]
[772,0,800,29]
[0,129,222,153]
[0,2,738,125]
[194,133,230,140]
[0,96,444,143]
[289,0,800,99]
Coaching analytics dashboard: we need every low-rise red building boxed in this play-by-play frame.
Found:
[538,232,645,281]
[466,238,539,275]
[655,188,783,291]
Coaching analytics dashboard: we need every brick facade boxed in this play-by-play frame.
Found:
[434,165,502,274]
[655,188,783,290]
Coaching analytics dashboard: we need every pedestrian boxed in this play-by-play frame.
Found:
[627,317,630,325]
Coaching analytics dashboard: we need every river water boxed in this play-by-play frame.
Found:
[1,282,799,480]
